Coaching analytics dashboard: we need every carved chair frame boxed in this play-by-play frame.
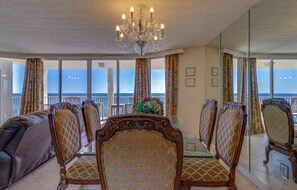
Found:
[261,98,297,183]
[82,100,101,143]
[198,99,218,150]
[182,102,247,190]
[48,102,99,190]
[96,114,183,190]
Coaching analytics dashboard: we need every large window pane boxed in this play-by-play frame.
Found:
[151,58,165,111]
[43,60,59,109]
[92,60,117,119]
[256,59,270,103]
[62,60,87,104]
[119,60,135,114]
[233,58,238,102]
[0,58,25,125]
[274,59,297,104]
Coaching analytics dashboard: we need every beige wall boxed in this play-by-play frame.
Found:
[177,46,220,137]
[178,47,206,136]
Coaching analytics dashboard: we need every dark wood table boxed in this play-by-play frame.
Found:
[78,116,213,158]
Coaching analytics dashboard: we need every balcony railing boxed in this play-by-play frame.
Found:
[12,94,166,119]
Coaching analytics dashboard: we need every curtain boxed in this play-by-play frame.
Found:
[223,53,234,104]
[250,58,264,134]
[165,54,178,116]
[20,58,44,115]
[240,58,247,105]
[133,58,150,109]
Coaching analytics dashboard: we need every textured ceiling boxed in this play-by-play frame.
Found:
[0,0,258,55]
[209,0,297,54]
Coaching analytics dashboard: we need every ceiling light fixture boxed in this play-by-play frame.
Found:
[115,4,165,56]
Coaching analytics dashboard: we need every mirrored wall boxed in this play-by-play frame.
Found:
[207,0,297,189]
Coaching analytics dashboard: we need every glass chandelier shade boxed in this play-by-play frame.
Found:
[115,6,165,56]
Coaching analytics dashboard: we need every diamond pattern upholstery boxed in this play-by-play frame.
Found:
[216,109,240,165]
[101,130,177,190]
[199,102,215,146]
[182,157,229,183]
[55,109,80,162]
[263,105,290,144]
[66,156,99,181]
[85,105,100,142]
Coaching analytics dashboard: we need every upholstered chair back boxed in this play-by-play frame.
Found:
[96,114,183,190]
[215,102,246,167]
[142,97,164,115]
[48,102,81,164]
[199,99,217,150]
[262,98,294,147]
[82,100,101,142]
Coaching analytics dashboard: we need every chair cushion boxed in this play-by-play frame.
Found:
[66,156,99,181]
[182,157,229,183]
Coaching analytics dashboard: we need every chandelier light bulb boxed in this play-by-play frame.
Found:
[150,7,154,20]
[161,24,165,29]
[130,7,134,19]
[116,25,120,31]
[150,7,154,13]
[122,14,126,20]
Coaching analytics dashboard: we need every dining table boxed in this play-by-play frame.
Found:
[78,116,213,158]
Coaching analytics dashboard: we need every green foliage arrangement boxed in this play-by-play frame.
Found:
[134,100,160,115]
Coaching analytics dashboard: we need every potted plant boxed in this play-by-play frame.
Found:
[134,99,161,115]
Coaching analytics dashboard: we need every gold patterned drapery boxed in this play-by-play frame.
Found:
[250,58,264,134]
[223,53,234,104]
[133,58,150,109]
[20,58,44,115]
[240,58,247,105]
[165,54,178,116]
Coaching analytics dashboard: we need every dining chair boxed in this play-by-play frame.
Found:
[96,114,183,190]
[181,102,247,190]
[261,98,297,183]
[199,99,218,150]
[142,97,164,115]
[48,102,100,190]
[82,100,101,143]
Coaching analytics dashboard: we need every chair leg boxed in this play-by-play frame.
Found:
[180,184,191,190]
[263,144,271,164]
[57,179,68,190]
[228,169,237,190]
[289,152,297,183]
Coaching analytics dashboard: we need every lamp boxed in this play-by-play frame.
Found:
[115,5,165,56]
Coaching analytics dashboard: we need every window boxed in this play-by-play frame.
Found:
[0,58,25,125]
[92,60,117,118]
[273,59,297,104]
[119,60,135,114]
[256,59,270,103]
[62,60,87,104]
[151,58,165,110]
[233,58,238,102]
[43,60,59,109]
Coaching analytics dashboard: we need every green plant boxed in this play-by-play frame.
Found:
[134,100,160,115]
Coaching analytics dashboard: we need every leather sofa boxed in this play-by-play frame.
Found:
[0,110,55,189]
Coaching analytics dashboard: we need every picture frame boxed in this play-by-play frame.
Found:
[185,78,195,87]
[211,67,219,76]
[211,78,219,87]
[186,67,196,76]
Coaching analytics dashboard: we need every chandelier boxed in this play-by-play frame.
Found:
[115,5,165,56]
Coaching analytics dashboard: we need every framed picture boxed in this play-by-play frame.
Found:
[186,67,196,76]
[185,78,195,87]
[211,67,219,76]
[211,78,219,87]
